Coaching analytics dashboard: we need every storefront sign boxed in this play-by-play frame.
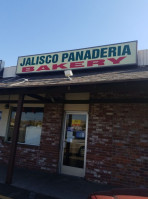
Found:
[72,119,81,126]
[16,41,137,74]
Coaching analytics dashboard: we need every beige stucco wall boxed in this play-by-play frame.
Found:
[64,93,90,111]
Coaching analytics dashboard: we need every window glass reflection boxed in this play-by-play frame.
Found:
[63,114,86,168]
[7,107,43,145]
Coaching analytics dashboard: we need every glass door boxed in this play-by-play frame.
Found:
[61,112,88,177]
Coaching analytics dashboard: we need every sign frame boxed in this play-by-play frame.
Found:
[16,41,138,75]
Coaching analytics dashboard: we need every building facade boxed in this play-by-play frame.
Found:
[0,41,148,187]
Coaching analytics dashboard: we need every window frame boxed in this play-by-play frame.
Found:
[6,106,44,146]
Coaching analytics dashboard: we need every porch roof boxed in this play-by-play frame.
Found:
[0,66,148,90]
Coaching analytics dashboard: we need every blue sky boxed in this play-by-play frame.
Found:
[0,0,148,67]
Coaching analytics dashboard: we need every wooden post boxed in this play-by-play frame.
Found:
[5,94,24,184]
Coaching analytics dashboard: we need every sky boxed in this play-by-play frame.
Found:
[0,0,148,67]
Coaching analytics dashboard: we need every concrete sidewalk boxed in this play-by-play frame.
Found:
[0,164,113,199]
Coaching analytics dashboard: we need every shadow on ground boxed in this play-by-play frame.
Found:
[0,164,113,199]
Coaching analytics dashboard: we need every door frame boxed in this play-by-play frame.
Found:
[59,111,88,177]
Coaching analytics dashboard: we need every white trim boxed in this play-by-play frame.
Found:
[60,111,88,177]
[61,165,85,177]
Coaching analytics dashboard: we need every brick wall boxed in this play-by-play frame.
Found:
[0,90,148,187]
[0,103,64,173]
[38,103,64,172]
[86,99,148,187]
[0,137,10,164]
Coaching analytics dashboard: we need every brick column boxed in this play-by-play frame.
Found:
[38,103,64,172]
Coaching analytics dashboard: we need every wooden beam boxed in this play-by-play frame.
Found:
[63,99,148,104]
[5,94,24,184]
[0,100,42,104]
[27,94,57,103]
[27,94,48,102]
[0,98,148,104]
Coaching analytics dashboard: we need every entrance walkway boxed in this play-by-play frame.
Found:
[0,164,112,199]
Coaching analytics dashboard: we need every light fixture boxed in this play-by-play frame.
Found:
[64,70,73,81]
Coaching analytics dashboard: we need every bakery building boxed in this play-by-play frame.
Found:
[0,41,148,187]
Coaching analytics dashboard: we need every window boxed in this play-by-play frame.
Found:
[7,107,44,146]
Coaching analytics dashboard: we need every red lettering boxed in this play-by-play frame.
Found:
[36,65,50,71]
[22,66,34,72]
[87,59,105,67]
[52,63,67,70]
[70,61,84,68]
[108,56,126,64]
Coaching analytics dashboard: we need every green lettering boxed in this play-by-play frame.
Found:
[101,48,107,58]
[68,52,75,62]
[31,57,35,65]
[26,58,31,66]
[108,47,116,57]
[36,56,39,64]
[52,54,58,63]
[46,55,51,64]
[117,46,121,56]
[92,49,100,59]
[20,58,26,66]
[122,45,131,55]
[84,50,91,60]
[39,56,45,64]
[76,51,84,61]
[62,53,68,62]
